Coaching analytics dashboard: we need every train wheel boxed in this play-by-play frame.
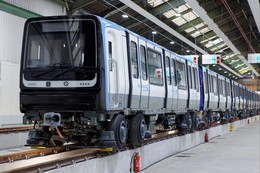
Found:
[130,113,145,146]
[108,114,127,149]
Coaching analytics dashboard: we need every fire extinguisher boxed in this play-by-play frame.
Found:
[133,152,140,172]
[205,131,209,142]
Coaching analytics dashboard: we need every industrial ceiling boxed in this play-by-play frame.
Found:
[53,0,260,80]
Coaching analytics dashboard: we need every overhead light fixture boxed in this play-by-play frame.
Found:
[195,31,200,34]
[219,68,222,70]
[208,41,213,44]
[186,50,190,53]
[235,77,238,79]
[228,73,231,76]
[175,13,181,17]
[152,31,157,34]
[224,71,227,73]
[213,64,216,66]
[170,41,175,45]
[122,14,129,18]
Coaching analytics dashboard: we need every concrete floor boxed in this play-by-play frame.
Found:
[141,120,260,173]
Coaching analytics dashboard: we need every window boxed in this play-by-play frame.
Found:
[219,79,222,95]
[171,59,176,86]
[188,66,192,88]
[176,61,187,89]
[192,67,196,89]
[194,69,199,91]
[222,80,226,96]
[131,41,138,78]
[208,74,212,93]
[147,49,163,85]
[204,72,208,94]
[140,45,147,80]
[108,41,112,71]
[165,56,171,85]
[213,76,217,95]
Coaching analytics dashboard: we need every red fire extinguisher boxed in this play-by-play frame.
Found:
[133,153,140,172]
[205,131,209,142]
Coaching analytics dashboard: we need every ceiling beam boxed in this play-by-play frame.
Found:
[247,0,260,33]
[69,0,94,13]
[184,0,259,77]
[119,0,242,77]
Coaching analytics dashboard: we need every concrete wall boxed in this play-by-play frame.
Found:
[0,0,65,126]
[46,116,259,173]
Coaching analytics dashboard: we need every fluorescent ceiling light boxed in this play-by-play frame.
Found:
[122,14,128,18]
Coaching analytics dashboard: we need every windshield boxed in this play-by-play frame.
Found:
[23,18,97,80]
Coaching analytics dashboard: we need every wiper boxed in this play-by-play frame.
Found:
[51,66,79,79]
[33,67,56,78]
[32,64,68,78]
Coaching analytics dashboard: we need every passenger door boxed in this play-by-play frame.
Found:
[106,28,119,108]
[128,34,141,108]
[139,39,149,109]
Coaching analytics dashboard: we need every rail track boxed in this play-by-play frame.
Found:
[0,126,33,134]
[0,120,232,173]
[0,128,183,173]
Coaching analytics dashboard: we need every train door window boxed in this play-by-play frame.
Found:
[222,80,226,96]
[213,76,217,95]
[147,49,163,86]
[204,72,208,94]
[195,69,199,91]
[165,56,171,85]
[176,61,187,90]
[218,79,222,95]
[225,81,229,96]
[140,45,147,80]
[171,59,176,86]
[208,75,212,93]
[108,41,112,71]
[192,67,198,89]
[188,66,192,88]
[131,41,139,78]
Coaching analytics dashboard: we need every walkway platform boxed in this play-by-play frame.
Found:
[141,119,260,173]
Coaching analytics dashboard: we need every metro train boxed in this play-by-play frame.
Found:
[20,15,260,149]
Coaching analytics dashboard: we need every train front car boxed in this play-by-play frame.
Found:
[20,16,108,147]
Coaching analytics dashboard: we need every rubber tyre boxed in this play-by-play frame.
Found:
[108,114,127,149]
[130,113,145,146]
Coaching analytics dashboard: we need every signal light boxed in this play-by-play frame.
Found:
[193,57,198,64]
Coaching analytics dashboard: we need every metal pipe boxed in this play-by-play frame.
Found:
[221,0,255,53]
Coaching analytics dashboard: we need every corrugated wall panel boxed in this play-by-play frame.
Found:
[3,0,66,16]
[0,11,25,63]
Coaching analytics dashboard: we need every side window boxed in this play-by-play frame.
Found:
[140,45,147,80]
[171,59,176,86]
[165,56,171,85]
[131,41,138,78]
[176,61,187,89]
[147,49,163,86]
